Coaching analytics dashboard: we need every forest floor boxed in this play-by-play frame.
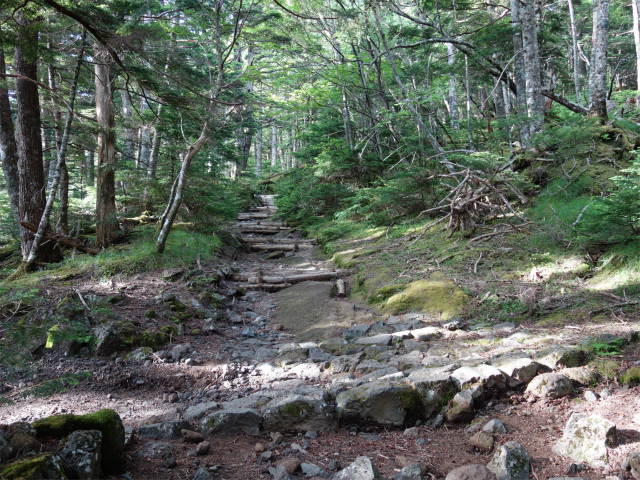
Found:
[2,212,640,480]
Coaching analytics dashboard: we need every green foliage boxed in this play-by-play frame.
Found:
[23,371,92,398]
[621,367,640,386]
[579,156,640,244]
[587,337,624,357]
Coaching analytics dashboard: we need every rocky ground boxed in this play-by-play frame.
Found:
[2,197,640,480]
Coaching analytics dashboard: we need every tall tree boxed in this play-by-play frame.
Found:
[589,0,610,119]
[0,46,20,224]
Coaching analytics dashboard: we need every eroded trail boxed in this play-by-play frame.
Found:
[2,195,640,480]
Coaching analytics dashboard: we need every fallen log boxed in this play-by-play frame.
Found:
[239,226,290,234]
[247,271,338,285]
[20,221,101,254]
[240,236,313,245]
[240,283,292,292]
[237,212,272,220]
[336,279,346,297]
[250,243,298,252]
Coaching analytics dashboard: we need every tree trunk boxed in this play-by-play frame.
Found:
[95,57,117,248]
[589,0,610,119]
[510,0,530,145]
[120,88,136,163]
[633,0,640,90]
[521,0,545,135]
[447,43,460,130]
[0,47,20,224]
[57,162,69,235]
[256,124,262,177]
[568,0,583,106]
[85,150,95,186]
[15,16,59,262]
[271,124,277,167]
[156,129,208,254]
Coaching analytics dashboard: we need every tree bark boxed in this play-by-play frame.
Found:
[447,43,460,130]
[120,88,136,164]
[589,0,610,119]
[521,0,545,135]
[271,124,277,167]
[15,16,59,262]
[633,0,640,90]
[0,47,20,224]
[568,0,583,106]
[256,124,262,177]
[95,56,117,248]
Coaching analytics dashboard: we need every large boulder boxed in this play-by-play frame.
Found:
[92,322,136,356]
[138,420,194,440]
[525,373,572,399]
[262,394,337,432]
[0,430,14,462]
[336,381,419,427]
[534,345,587,369]
[405,366,458,419]
[183,402,220,421]
[491,358,543,386]
[487,441,529,480]
[0,453,67,479]
[58,430,102,480]
[32,409,125,475]
[445,464,497,480]
[552,414,617,467]
[332,456,384,480]
[201,408,262,436]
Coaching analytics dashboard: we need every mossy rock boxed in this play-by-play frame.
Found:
[621,366,640,386]
[190,329,201,336]
[32,409,125,475]
[144,309,157,319]
[371,284,405,303]
[381,272,468,320]
[167,300,187,312]
[1,453,67,479]
[139,330,168,349]
[160,325,179,337]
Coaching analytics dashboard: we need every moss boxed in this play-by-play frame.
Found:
[371,284,405,303]
[160,325,179,337]
[190,329,201,335]
[32,409,124,475]
[382,272,468,320]
[167,300,186,312]
[144,309,157,319]
[621,366,640,386]
[139,330,168,349]
[1,453,67,479]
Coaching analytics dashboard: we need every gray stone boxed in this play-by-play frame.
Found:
[445,465,497,480]
[201,408,262,436]
[242,327,255,337]
[493,322,516,332]
[196,441,210,455]
[487,441,529,480]
[406,367,458,419]
[319,337,348,354]
[343,324,372,340]
[483,419,507,434]
[138,420,193,440]
[331,456,384,480]
[0,430,14,462]
[93,323,125,356]
[535,345,587,369]
[336,380,418,427]
[270,464,297,480]
[301,462,331,478]
[58,430,102,480]
[355,334,393,346]
[228,310,243,324]
[191,467,214,480]
[491,358,543,386]
[525,373,572,399]
[309,347,334,363]
[431,415,444,428]
[552,414,618,467]
[443,319,467,331]
[393,463,423,480]
[330,353,365,373]
[584,390,599,402]
[262,395,337,432]
[183,402,220,421]
[451,366,482,391]
[305,430,318,439]
[601,388,613,399]
[469,431,495,450]
[0,453,67,479]
[411,327,442,341]
[625,452,640,479]
[137,441,174,459]
[163,268,185,281]
[559,366,601,386]
[171,342,193,361]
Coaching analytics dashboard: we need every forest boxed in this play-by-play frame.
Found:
[2,0,640,479]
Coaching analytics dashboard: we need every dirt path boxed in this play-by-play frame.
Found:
[2,196,640,480]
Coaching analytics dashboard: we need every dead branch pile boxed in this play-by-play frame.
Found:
[412,164,530,243]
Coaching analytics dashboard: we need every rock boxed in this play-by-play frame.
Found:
[163,268,185,281]
[601,388,613,399]
[183,402,220,421]
[228,310,243,324]
[191,466,214,480]
[344,324,372,340]
[445,464,497,480]
[123,346,153,362]
[392,463,423,480]
[6,422,37,438]
[405,367,458,419]
[9,432,41,454]
[136,441,174,459]
[483,419,507,434]
[411,327,442,341]
[32,409,125,475]
[491,358,543,386]
[301,462,331,478]
[262,395,337,432]
[558,366,601,386]
[305,430,318,439]
[584,390,599,402]
[182,429,205,443]
[242,327,255,337]
[93,322,135,357]
[525,373,572,399]
[404,427,419,436]
[271,431,285,444]
[261,451,273,462]
[625,452,640,479]
[196,441,210,455]
[0,431,14,463]
[58,430,102,480]
[431,415,444,428]
[138,421,193,440]
[331,456,384,480]
[201,408,262,436]
[446,398,474,424]
[0,453,67,479]
[443,319,467,331]
[470,431,495,450]
[552,414,618,467]
[355,334,393,346]
[486,441,529,480]
[270,464,297,480]
[534,345,588,370]
[336,380,418,426]
[163,457,177,468]
[274,457,302,474]
[493,322,516,332]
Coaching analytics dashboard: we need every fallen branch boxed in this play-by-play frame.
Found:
[20,221,101,254]
[589,301,639,316]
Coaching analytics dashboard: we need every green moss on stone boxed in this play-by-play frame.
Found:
[1,453,67,479]
[144,309,157,319]
[621,366,640,386]
[32,409,124,475]
[167,300,187,312]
